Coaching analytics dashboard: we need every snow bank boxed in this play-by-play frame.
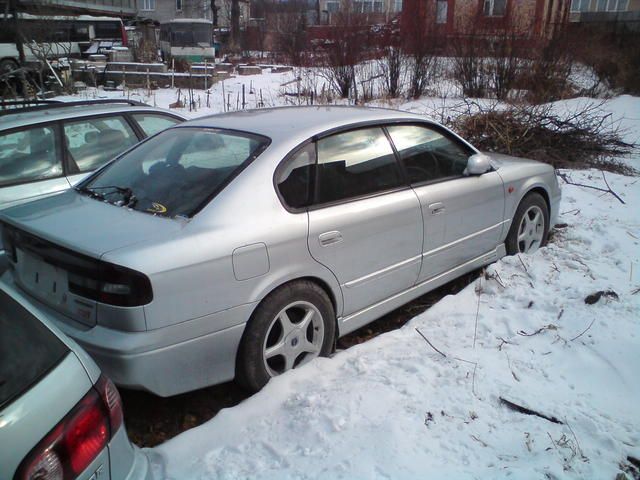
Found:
[147,170,639,479]
[61,78,640,479]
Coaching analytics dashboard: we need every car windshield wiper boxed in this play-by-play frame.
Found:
[77,185,137,208]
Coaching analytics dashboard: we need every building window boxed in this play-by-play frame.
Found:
[436,0,448,23]
[326,1,340,13]
[570,0,590,12]
[483,0,506,16]
[140,0,155,10]
[392,0,403,12]
[176,0,182,10]
[607,0,628,10]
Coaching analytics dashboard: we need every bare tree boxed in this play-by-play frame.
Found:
[487,31,523,101]
[377,23,404,98]
[230,0,241,51]
[320,1,368,99]
[211,0,219,26]
[403,3,438,99]
[275,1,309,66]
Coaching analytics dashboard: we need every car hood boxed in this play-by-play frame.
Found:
[0,189,184,258]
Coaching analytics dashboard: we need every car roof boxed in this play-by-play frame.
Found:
[0,104,184,132]
[183,106,429,145]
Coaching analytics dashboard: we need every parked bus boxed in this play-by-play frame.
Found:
[159,19,215,63]
[0,14,127,73]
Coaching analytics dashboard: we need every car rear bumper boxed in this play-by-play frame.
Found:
[1,273,254,397]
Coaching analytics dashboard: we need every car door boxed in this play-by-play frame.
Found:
[386,124,505,282]
[0,124,70,211]
[305,126,423,319]
[62,114,140,186]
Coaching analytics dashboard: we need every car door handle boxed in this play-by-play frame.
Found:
[318,231,343,246]
[429,202,445,215]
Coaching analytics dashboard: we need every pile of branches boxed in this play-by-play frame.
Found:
[447,101,636,173]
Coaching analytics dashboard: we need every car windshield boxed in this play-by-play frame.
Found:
[0,290,68,410]
[80,127,270,218]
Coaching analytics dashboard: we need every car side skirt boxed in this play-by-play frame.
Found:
[338,243,507,336]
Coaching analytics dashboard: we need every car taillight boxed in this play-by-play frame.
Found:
[15,375,123,480]
[68,261,153,307]
[96,375,124,435]
[120,23,128,45]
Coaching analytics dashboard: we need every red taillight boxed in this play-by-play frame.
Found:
[64,399,108,474]
[15,376,123,480]
[96,375,124,435]
[120,22,128,45]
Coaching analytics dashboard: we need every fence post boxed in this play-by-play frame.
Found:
[171,58,175,89]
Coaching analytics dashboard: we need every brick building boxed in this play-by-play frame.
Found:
[401,0,569,38]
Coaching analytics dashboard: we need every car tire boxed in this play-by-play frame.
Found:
[236,280,335,393]
[505,192,550,255]
[0,58,19,75]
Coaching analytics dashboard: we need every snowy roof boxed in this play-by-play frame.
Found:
[161,18,214,24]
[0,13,123,22]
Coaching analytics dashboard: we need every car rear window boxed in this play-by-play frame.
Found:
[80,127,270,218]
[0,290,69,410]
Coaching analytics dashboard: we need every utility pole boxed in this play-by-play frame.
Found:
[9,0,25,64]
[230,0,240,51]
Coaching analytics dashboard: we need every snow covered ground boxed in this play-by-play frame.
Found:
[145,167,639,479]
[62,72,640,479]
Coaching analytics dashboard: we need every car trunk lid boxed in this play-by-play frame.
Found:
[1,190,182,326]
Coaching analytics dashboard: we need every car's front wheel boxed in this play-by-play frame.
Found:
[236,280,335,392]
[505,192,550,255]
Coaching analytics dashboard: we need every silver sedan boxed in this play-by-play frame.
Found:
[0,106,561,395]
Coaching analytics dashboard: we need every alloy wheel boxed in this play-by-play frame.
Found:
[262,301,325,377]
[517,205,545,253]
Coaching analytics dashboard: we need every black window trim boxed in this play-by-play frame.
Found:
[0,121,67,189]
[274,118,480,213]
[275,121,413,213]
[310,125,408,209]
[384,121,480,189]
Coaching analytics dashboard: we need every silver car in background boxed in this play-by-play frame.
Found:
[0,280,149,480]
[0,106,561,395]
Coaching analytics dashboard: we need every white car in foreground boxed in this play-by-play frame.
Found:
[0,280,150,480]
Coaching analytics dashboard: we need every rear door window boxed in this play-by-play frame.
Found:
[63,116,139,173]
[132,113,182,136]
[0,126,62,187]
[315,127,403,205]
[0,290,69,410]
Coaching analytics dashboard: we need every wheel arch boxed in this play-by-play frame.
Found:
[526,186,550,214]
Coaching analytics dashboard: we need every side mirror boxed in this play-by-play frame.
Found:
[465,153,492,175]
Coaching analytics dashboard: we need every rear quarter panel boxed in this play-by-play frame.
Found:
[104,144,343,331]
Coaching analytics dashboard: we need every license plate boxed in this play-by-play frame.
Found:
[16,249,69,306]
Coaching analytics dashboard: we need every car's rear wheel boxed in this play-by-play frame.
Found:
[0,58,19,76]
[505,192,549,255]
[236,280,335,392]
